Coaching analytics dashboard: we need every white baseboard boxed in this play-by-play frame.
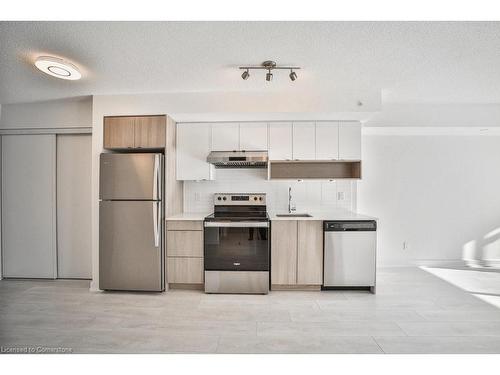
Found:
[415,259,467,267]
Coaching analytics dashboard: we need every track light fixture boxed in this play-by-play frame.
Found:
[239,60,300,82]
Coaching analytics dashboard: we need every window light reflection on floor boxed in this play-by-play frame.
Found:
[420,266,500,309]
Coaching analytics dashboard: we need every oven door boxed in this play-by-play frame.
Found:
[204,221,269,272]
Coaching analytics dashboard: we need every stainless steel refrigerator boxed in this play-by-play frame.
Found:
[99,153,164,291]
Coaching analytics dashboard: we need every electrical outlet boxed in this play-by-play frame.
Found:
[403,241,409,250]
[337,191,345,201]
[194,193,201,202]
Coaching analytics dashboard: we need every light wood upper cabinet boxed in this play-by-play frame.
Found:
[338,122,361,160]
[271,220,298,285]
[239,122,268,151]
[103,117,135,149]
[211,122,239,151]
[103,116,166,150]
[269,122,293,160]
[176,123,214,181]
[134,116,166,149]
[315,122,339,160]
[297,221,323,285]
[292,122,316,160]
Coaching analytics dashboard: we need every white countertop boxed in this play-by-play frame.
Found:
[268,210,377,221]
[165,212,210,221]
[167,210,376,221]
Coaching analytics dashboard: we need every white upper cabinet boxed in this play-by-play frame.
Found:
[239,122,268,151]
[338,122,362,160]
[269,122,293,160]
[175,121,362,179]
[315,121,339,160]
[292,122,316,160]
[211,122,239,151]
[177,123,213,180]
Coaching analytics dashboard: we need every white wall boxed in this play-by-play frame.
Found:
[92,92,377,122]
[184,169,357,214]
[358,132,500,266]
[366,102,500,128]
[0,96,92,129]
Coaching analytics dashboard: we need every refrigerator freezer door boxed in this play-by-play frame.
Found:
[99,200,163,291]
[100,153,162,200]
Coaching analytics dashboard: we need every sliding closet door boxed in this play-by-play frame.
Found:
[1,134,57,278]
[56,134,92,279]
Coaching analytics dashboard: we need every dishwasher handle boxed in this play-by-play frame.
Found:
[324,220,377,231]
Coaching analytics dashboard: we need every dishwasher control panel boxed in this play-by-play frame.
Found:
[324,220,377,231]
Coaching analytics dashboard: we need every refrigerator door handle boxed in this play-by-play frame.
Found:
[153,154,159,201]
[153,202,160,248]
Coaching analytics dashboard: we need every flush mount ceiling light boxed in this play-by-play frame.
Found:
[34,56,82,80]
[239,60,300,82]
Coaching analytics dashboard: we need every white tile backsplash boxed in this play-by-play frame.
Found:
[183,169,357,213]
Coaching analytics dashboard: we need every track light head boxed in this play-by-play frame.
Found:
[266,70,273,82]
[241,69,250,80]
[289,70,297,81]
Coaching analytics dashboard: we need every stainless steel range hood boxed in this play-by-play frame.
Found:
[207,151,268,168]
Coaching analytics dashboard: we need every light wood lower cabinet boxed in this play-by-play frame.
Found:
[166,230,203,257]
[166,220,204,286]
[271,220,323,287]
[271,221,298,285]
[297,221,323,284]
[167,257,203,284]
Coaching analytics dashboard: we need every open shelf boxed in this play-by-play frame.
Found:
[269,160,361,180]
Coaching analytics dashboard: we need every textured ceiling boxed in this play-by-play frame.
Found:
[1,21,500,105]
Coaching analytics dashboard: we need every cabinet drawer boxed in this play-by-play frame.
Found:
[167,230,203,257]
[167,257,204,284]
[166,220,203,231]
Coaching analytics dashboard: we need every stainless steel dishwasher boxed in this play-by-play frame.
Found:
[323,220,377,293]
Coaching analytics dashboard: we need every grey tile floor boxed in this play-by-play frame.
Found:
[2,266,500,353]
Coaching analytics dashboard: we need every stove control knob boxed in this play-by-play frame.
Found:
[222,197,227,201]
[217,197,222,201]
[254,197,258,201]
[259,197,263,201]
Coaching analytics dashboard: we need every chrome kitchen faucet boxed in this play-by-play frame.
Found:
[288,187,297,214]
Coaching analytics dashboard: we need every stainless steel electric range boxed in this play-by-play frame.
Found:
[204,193,270,294]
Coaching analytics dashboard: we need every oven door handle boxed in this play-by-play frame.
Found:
[204,221,269,228]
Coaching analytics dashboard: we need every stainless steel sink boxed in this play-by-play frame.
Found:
[276,213,313,217]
